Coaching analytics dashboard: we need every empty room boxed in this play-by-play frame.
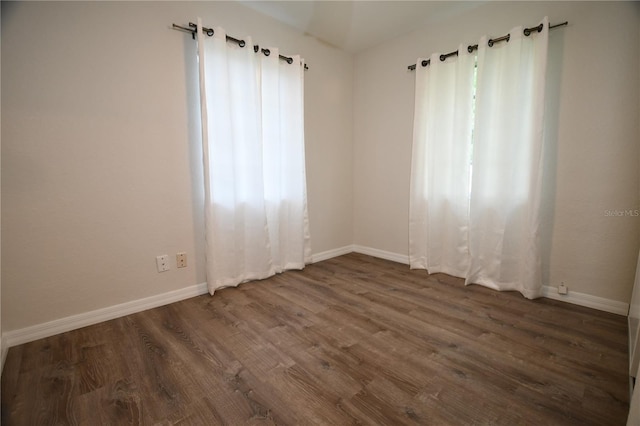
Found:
[2,1,640,424]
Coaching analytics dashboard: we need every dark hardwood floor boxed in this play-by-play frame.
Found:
[1,253,630,425]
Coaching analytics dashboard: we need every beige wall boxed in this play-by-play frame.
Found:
[353,1,640,303]
[1,1,353,331]
[3,1,639,334]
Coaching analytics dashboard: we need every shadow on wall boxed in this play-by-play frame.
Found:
[1,1,17,25]
[238,0,354,50]
[304,1,354,49]
[540,27,566,286]
[182,33,208,285]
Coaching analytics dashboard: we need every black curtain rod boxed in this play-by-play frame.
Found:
[172,22,309,70]
[407,21,568,71]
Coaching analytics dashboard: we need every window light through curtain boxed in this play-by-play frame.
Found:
[196,18,311,294]
[409,17,550,299]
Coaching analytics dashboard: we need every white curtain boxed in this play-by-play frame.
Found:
[409,45,476,278]
[196,19,311,294]
[409,17,549,299]
[466,18,549,298]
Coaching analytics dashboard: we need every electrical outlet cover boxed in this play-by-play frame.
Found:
[177,252,187,268]
[156,255,170,272]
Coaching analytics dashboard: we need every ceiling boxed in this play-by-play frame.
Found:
[239,1,485,54]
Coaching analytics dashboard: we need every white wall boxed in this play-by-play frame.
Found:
[353,1,640,303]
[1,1,353,332]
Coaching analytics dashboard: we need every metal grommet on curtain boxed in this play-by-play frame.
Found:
[421,60,429,67]
[405,21,567,70]
[523,23,544,36]
[171,21,311,69]
[439,50,459,62]
[488,34,510,47]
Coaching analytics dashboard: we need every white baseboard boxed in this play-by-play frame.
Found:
[319,245,629,316]
[2,282,209,351]
[311,244,410,265]
[1,246,354,354]
[1,340,7,374]
[353,245,410,265]
[542,285,629,316]
[1,245,361,354]
[1,245,359,358]
[1,247,629,371]
[311,245,355,263]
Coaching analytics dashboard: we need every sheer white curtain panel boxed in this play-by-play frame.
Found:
[196,19,311,294]
[409,17,550,300]
[409,45,475,278]
[466,17,549,298]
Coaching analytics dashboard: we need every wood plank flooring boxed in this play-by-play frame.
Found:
[1,253,630,425]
